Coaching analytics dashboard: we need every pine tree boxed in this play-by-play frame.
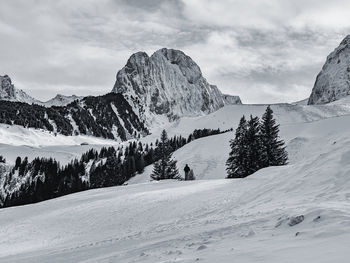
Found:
[135,153,145,174]
[151,130,179,180]
[226,116,249,178]
[15,156,21,169]
[245,115,263,175]
[260,106,288,166]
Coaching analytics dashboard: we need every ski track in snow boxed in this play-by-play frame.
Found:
[1,99,350,262]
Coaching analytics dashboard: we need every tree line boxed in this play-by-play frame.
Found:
[0,93,148,140]
[0,108,286,209]
[0,127,228,208]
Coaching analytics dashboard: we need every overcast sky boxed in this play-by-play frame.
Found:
[1,0,350,103]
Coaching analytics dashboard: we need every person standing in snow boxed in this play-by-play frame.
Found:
[184,164,191,180]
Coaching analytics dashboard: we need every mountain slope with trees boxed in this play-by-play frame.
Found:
[0,93,148,141]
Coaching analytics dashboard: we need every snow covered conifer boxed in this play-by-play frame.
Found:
[245,115,263,175]
[151,130,179,180]
[226,116,249,178]
[260,106,288,166]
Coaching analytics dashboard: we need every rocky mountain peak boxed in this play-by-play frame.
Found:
[1,74,12,87]
[339,34,350,45]
[0,75,38,104]
[308,35,350,104]
[152,48,202,85]
[112,48,240,122]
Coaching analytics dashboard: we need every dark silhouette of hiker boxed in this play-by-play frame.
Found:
[184,164,190,180]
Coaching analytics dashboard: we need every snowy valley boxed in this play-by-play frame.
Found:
[1,35,350,263]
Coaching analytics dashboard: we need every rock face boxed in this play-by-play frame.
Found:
[308,35,350,105]
[222,94,242,105]
[112,48,232,121]
[0,75,38,104]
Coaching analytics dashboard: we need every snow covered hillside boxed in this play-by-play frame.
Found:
[1,121,350,262]
[1,97,350,262]
[1,97,350,165]
[129,104,350,183]
[0,124,119,164]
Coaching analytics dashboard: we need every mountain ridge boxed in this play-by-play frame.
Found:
[0,93,148,141]
[0,75,83,107]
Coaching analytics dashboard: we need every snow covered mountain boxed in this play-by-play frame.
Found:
[0,75,39,104]
[0,93,148,141]
[43,94,83,107]
[308,35,350,104]
[112,48,240,122]
[0,75,83,107]
[222,94,242,105]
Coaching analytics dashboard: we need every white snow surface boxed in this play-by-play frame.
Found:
[1,99,350,262]
[0,124,119,164]
[1,124,350,262]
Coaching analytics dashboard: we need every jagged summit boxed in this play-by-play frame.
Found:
[112,48,240,122]
[0,75,39,104]
[308,35,350,105]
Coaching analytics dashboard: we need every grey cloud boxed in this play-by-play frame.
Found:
[0,0,349,103]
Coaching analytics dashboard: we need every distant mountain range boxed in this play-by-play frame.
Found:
[3,37,350,141]
[0,48,242,140]
[0,75,82,107]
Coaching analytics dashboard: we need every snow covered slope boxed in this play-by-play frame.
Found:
[161,97,350,139]
[0,124,119,164]
[1,97,350,166]
[1,114,350,262]
[308,35,350,104]
[129,107,350,183]
[1,98,350,262]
